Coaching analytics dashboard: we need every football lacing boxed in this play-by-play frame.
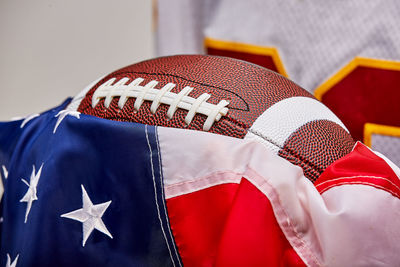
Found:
[92,77,230,131]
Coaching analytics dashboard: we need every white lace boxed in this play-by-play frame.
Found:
[92,77,230,131]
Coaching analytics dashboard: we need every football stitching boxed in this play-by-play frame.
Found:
[81,74,253,134]
[92,77,230,131]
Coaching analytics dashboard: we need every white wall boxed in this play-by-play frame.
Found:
[0,0,154,120]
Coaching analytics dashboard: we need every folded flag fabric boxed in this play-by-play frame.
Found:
[1,99,400,266]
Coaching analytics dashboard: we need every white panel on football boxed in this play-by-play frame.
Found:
[0,0,154,120]
[371,134,400,167]
[244,96,349,152]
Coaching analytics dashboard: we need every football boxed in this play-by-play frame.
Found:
[77,55,354,181]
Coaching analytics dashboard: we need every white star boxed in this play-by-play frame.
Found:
[2,165,8,179]
[20,113,40,128]
[61,185,113,247]
[6,254,19,267]
[20,164,43,223]
[53,110,80,133]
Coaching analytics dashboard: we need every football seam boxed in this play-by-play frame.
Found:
[225,115,252,131]
[113,71,250,112]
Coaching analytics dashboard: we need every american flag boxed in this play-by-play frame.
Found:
[2,99,400,266]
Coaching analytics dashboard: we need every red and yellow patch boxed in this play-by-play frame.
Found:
[205,37,400,145]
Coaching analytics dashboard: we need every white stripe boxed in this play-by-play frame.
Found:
[145,125,176,267]
[164,172,243,199]
[154,127,182,266]
[244,96,349,153]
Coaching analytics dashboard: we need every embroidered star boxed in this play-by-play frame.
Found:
[53,110,80,133]
[20,164,43,223]
[61,185,113,247]
[2,165,8,179]
[6,254,19,267]
[20,113,40,128]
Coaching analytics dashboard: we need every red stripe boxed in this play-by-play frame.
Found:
[207,47,279,73]
[166,178,305,266]
[315,142,400,198]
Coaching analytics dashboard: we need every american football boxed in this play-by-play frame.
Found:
[77,55,355,181]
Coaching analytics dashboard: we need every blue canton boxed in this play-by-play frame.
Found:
[0,99,181,266]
